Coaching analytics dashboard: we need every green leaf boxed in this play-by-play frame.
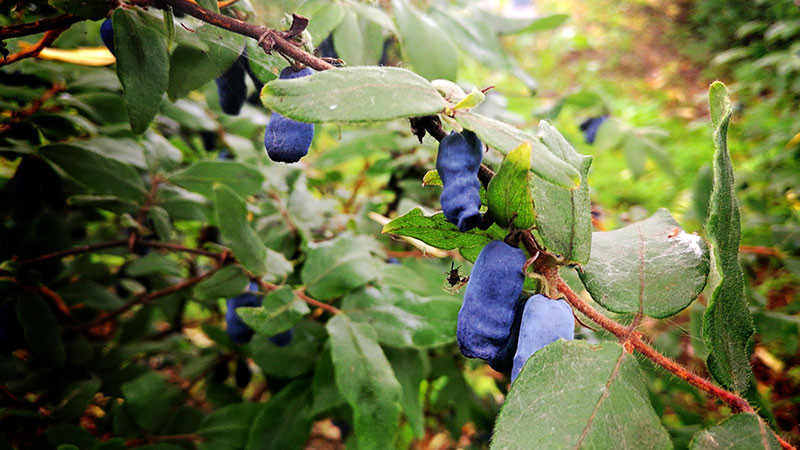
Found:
[238,287,310,336]
[690,414,780,450]
[454,111,581,188]
[298,0,346,44]
[333,11,383,67]
[245,380,313,450]
[310,348,346,416]
[493,340,671,449]
[261,67,447,123]
[340,286,460,348]
[121,372,183,432]
[301,234,381,300]
[487,141,535,229]
[199,403,261,449]
[327,315,401,449]
[515,14,570,34]
[147,206,173,241]
[392,0,458,81]
[702,81,754,393]
[214,185,269,275]
[112,8,169,134]
[17,292,65,368]
[382,208,506,262]
[192,265,249,300]
[248,320,326,378]
[422,169,442,187]
[428,6,513,73]
[40,144,147,202]
[57,281,126,311]
[167,24,244,101]
[346,0,397,33]
[579,209,710,318]
[169,161,265,199]
[385,347,428,439]
[530,121,593,264]
[52,379,101,421]
[126,253,183,278]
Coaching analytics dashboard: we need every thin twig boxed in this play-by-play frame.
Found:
[75,262,227,331]
[19,239,128,265]
[0,82,63,134]
[1,28,68,67]
[147,0,335,71]
[0,14,81,39]
[294,289,341,315]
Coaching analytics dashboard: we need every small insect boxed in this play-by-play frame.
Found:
[668,227,680,239]
[444,261,469,292]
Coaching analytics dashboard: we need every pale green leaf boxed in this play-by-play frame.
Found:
[393,0,458,80]
[690,414,780,450]
[214,184,269,275]
[486,141,535,229]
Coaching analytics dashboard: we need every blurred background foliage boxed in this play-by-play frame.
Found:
[0,0,798,448]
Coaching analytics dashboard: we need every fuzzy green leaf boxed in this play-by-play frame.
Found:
[690,414,780,450]
[493,340,671,449]
[214,185,269,275]
[261,67,447,123]
[580,209,710,318]
[392,0,458,80]
[487,141,535,229]
[702,82,754,392]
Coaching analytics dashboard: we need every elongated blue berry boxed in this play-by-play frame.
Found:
[216,52,248,116]
[579,115,608,144]
[457,240,526,361]
[101,19,114,55]
[511,294,574,382]
[488,296,526,372]
[264,67,315,163]
[436,130,483,232]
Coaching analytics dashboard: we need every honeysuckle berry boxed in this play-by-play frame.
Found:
[436,130,483,232]
[264,67,316,163]
[457,240,526,362]
[511,294,574,382]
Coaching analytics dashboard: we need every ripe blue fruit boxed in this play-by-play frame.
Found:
[488,296,527,372]
[216,53,248,116]
[436,130,483,232]
[511,294,574,382]
[264,67,315,163]
[579,115,608,144]
[100,19,114,55]
[457,240,526,361]
[225,282,294,346]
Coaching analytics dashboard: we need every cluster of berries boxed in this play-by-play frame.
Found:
[435,131,575,382]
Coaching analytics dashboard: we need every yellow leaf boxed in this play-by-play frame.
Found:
[37,47,115,66]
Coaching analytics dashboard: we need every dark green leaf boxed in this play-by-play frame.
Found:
[327,315,401,449]
[493,340,671,449]
[262,67,447,123]
[386,347,428,439]
[702,82,754,392]
[57,281,126,311]
[112,8,169,134]
[121,372,183,432]
[580,209,710,318]
[214,184,269,275]
[167,25,244,101]
[238,287,310,336]
[193,265,249,300]
[169,161,265,199]
[199,403,261,448]
[40,144,147,202]
[382,208,505,262]
[248,320,326,378]
[341,286,459,348]
[454,111,581,188]
[530,120,593,264]
[17,292,65,368]
[392,0,458,80]
[301,234,381,300]
[245,380,313,450]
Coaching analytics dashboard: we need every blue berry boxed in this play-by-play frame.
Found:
[436,130,483,232]
[579,115,608,144]
[457,240,526,361]
[101,19,114,55]
[510,294,574,382]
[264,67,316,163]
[216,53,248,116]
[225,281,294,347]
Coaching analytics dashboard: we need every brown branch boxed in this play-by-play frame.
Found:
[1,28,68,67]
[294,289,341,315]
[19,239,129,265]
[75,262,227,331]
[739,245,783,258]
[0,14,82,40]
[0,82,63,134]
[148,0,335,71]
[141,241,224,260]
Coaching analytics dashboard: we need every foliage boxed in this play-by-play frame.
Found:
[0,0,798,449]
